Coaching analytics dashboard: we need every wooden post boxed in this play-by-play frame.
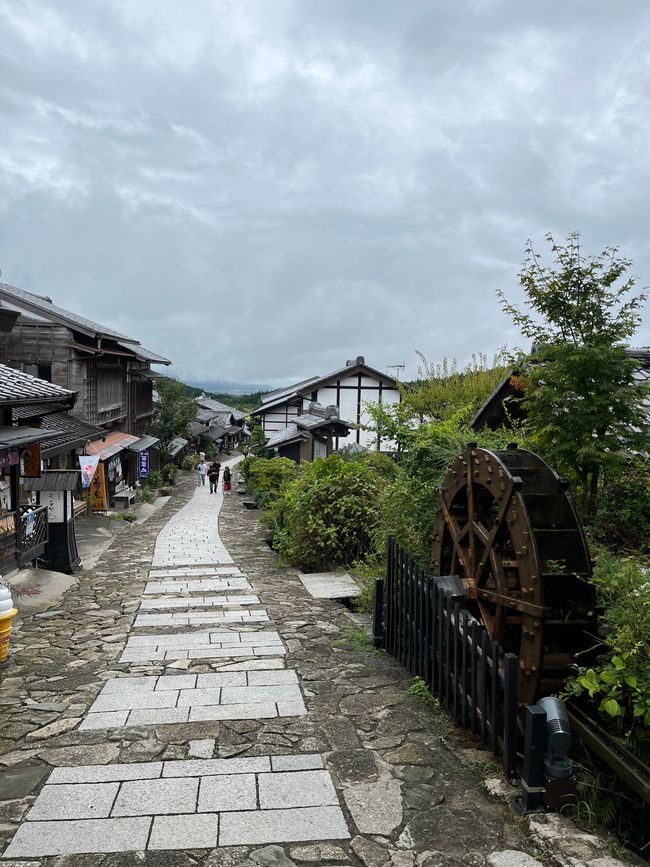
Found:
[503,653,518,783]
[372,578,384,648]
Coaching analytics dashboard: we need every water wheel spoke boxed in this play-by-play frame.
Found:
[439,497,470,576]
[474,481,513,586]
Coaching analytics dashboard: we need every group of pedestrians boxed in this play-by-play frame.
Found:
[196,456,231,493]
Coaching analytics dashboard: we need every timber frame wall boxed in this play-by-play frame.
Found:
[0,319,155,435]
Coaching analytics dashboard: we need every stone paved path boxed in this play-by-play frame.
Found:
[1,463,629,866]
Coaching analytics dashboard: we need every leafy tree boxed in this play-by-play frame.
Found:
[248,424,269,458]
[152,378,197,464]
[499,232,649,519]
[407,351,510,422]
[364,351,510,451]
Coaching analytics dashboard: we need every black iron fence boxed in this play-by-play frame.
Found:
[375,536,518,781]
[17,505,48,557]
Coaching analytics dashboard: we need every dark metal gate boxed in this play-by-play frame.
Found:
[375,536,519,781]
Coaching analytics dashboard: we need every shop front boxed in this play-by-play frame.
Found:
[0,427,60,574]
[84,432,139,511]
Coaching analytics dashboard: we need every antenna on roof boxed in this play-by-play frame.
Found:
[386,363,405,379]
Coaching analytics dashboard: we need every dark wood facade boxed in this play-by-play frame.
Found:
[0,322,159,434]
[0,283,170,438]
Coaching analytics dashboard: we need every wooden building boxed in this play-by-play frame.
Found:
[251,356,400,450]
[0,282,171,440]
[265,403,351,463]
[0,364,76,575]
[192,396,250,452]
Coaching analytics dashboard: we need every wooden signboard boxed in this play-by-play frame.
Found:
[87,463,108,511]
[22,443,42,478]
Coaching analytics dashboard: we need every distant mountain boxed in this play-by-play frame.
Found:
[186,378,273,396]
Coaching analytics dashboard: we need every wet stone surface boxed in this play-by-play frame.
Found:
[0,465,633,866]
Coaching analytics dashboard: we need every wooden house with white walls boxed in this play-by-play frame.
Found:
[251,356,400,451]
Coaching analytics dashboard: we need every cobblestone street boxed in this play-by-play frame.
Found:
[0,464,622,866]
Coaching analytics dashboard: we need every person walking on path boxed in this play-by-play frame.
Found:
[222,465,232,493]
[208,460,221,494]
[197,459,208,487]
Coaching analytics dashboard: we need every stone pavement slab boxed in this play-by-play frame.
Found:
[298,572,360,599]
[218,806,350,846]
[149,567,244,578]
[4,817,152,857]
[144,578,253,593]
[3,755,347,856]
[140,594,260,609]
[134,610,270,626]
[119,629,286,663]
[80,671,306,729]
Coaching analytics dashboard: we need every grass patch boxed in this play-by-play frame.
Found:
[333,625,379,654]
[110,512,137,523]
[407,675,441,709]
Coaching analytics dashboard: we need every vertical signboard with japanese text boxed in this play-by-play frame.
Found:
[87,463,108,511]
[22,443,42,478]
[138,450,150,479]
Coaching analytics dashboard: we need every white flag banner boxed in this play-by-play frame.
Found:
[79,454,100,489]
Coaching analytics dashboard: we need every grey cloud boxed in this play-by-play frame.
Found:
[0,0,649,387]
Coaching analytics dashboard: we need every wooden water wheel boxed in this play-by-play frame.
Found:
[431,443,598,707]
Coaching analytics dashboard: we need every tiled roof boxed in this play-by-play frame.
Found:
[255,359,398,413]
[23,470,81,492]
[116,341,171,365]
[258,377,320,405]
[196,408,225,424]
[0,426,60,448]
[0,282,136,342]
[0,364,75,407]
[29,412,103,455]
[169,436,188,457]
[12,402,72,420]
[195,396,247,421]
[85,431,139,461]
[187,421,206,437]
[266,424,306,449]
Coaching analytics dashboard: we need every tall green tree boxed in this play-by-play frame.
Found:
[248,424,269,458]
[499,232,649,519]
[152,379,197,464]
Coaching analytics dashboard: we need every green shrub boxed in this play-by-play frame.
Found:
[161,463,178,485]
[241,456,298,509]
[565,550,650,761]
[136,488,155,504]
[182,453,200,471]
[592,458,650,554]
[110,511,137,523]
[272,454,383,571]
[147,470,164,490]
[339,448,398,481]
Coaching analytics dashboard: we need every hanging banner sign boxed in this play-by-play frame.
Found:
[23,443,42,478]
[79,455,100,489]
[0,449,19,468]
[138,450,150,479]
[87,463,108,511]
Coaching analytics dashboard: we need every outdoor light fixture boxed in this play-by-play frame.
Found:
[537,696,573,779]
[515,696,575,815]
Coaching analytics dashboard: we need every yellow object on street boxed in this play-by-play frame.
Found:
[0,607,17,664]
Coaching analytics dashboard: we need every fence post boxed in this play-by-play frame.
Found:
[373,578,384,648]
[503,653,518,783]
[515,705,547,814]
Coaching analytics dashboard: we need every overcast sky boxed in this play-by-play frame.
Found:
[1,1,649,387]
